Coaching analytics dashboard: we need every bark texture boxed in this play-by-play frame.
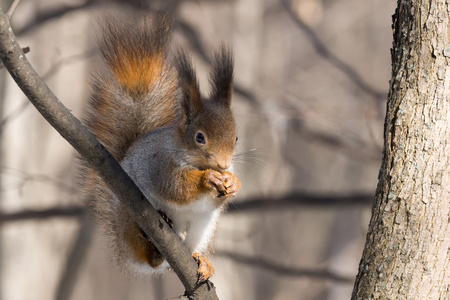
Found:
[352,0,450,299]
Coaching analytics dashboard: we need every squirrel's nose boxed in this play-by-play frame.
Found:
[217,159,231,171]
[217,164,229,171]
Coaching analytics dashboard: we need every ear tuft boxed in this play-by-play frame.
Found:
[174,50,202,120]
[209,44,234,106]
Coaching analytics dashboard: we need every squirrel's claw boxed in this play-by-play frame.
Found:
[205,169,241,199]
[157,210,173,228]
[221,171,241,198]
[205,169,227,195]
[193,252,214,283]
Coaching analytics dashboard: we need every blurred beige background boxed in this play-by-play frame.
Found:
[0,0,395,299]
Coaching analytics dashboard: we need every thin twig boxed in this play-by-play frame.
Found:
[16,2,94,35]
[0,9,217,300]
[282,0,385,101]
[6,0,21,19]
[0,48,94,134]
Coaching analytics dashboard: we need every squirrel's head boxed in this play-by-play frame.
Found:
[175,46,237,172]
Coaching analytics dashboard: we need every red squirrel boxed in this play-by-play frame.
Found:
[82,16,241,282]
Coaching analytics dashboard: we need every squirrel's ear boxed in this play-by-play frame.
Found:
[209,45,234,107]
[174,50,202,121]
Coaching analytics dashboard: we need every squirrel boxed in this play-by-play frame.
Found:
[81,15,241,282]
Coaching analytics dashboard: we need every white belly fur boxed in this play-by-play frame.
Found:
[155,194,222,254]
[124,193,223,275]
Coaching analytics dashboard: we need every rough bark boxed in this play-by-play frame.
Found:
[352,0,450,299]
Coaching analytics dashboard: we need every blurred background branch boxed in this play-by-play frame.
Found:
[282,0,385,102]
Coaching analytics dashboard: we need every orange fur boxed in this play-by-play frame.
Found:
[160,169,240,207]
[193,252,215,282]
[110,49,164,97]
[81,15,240,278]
[156,169,213,206]
[119,205,164,268]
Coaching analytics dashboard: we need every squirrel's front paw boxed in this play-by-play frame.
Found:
[205,169,227,196]
[193,252,214,283]
[221,171,241,198]
[205,169,241,199]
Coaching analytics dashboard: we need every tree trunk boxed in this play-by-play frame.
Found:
[352,0,450,299]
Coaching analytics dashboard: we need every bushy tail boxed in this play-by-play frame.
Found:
[86,16,178,161]
[81,15,178,270]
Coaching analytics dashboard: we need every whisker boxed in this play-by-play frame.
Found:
[232,147,271,169]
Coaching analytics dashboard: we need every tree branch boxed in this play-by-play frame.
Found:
[227,193,373,213]
[0,206,84,223]
[0,9,217,300]
[215,250,355,283]
[0,192,373,224]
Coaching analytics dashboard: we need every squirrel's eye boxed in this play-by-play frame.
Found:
[235,136,239,144]
[196,132,206,144]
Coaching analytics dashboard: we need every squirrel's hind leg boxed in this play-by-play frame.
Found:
[192,252,215,283]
